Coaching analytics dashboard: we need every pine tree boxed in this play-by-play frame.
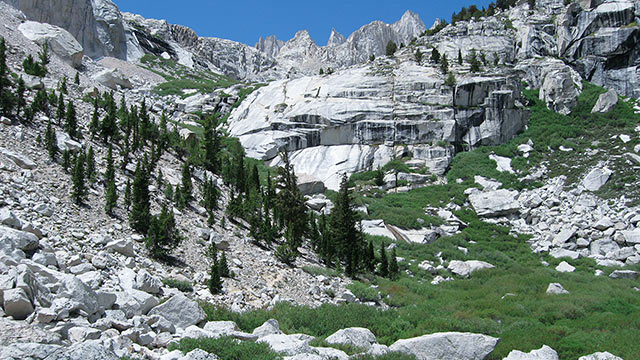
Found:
[329,173,364,277]
[164,183,173,201]
[458,49,463,65]
[468,49,482,72]
[415,49,423,63]
[38,42,49,76]
[275,225,298,265]
[130,159,151,234]
[201,176,219,225]
[145,205,181,259]
[74,71,80,85]
[62,150,71,172]
[366,241,376,273]
[85,146,96,184]
[0,37,14,117]
[389,248,399,279]
[219,251,230,277]
[440,54,449,74]
[101,92,117,143]
[374,166,384,186]
[64,100,77,139]
[45,120,58,160]
[385,41,397,56]
[71,152,85,205]
[249,164,260,192]
[55,92,65,122]
[124,178,131,210]
[208,263,223,294]
[231,142,246,194]
[274,151,308,252]
[15,77,25,118]
[378,244,389,278]
[104,145,118,215]
[89,98,100,137]
[431,48,440,63]
[180,162,193,202]
[59,76,67,94]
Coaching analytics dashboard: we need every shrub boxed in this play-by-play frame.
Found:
[162,278,193,293]
[169,336,280,360]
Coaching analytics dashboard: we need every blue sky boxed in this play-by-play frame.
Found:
[114,1,493,46]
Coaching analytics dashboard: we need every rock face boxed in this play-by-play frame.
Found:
[228,63,527,190]
[1,0,139,60]
[389,332,500,360]
[18,21,83,68]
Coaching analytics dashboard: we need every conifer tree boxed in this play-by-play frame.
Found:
[440,54,449,74]
[208,262,222,294]
[201,176,219,225]
[231,142,246,194]
[374,166,384,186]
[89,98,100,137]
[104,145,118,215]
[385,41,397,56]
[124,178,131,210]
[65,100,77,139]
[62,150,71,172]
[274,151,308,251]
[130,159,151,234]
[275,225,298,265]
[15,77,25,118]
[458,49,463,65]
[468,49,482,72]
[329,173,364,276]
[59,76,67,94]
[378,244,389,278]
[164,183,173,201]
[85,146,96,184]
[415,49,423,63]
[366,241,376,273]
[219,251,230,278]
[56,92,65,122]
[71,152,85,205]
[431,48,440,63]
[45,120,58,160]
[202,114,220,174]
[38,42,49,76]
[0,37,14,117]
[389,248,399,279]
[180,161,193,202]
[145,205,180,259]
[74,71,80,85]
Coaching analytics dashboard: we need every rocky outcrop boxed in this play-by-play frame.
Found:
[229,62,527,190]
[18,21,83,68]
[1,0,140,60]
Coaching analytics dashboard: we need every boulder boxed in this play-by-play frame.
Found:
[0,208,22,229]
[539,64,581,115]
[258,334,313,356]
[447,260,495,278]
[55,131,83,152]
[134,269,162,294]
[325,327,377,351]
[582,168,612,192]
[552,227,576,246]
[594,217,614,231]
[503,345,559,360]
[148,293,206,330]
[469,189,520,217]
[106,239,135,257]
[3,288,34,320]
[297,174,326,196]
[68,326,101,342]
[578,352,623,360]
[0,226,39,252]
[0,148,36,169]
[253,319,283,338]
[622,229,640,244]
[609,270,639,280]
[389,332,499,360]
[546,283,569,295]
[114,290,158,318]
[549,248,580,260]
[591,89,618,113]
[555,261,575,273]
[18,21,83,68]
[92,68,133,90]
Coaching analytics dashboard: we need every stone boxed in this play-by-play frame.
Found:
[469,189,521,217]
[555,261,575,273]
[106,239,135,257]
[135,269,162,294]
[114,290,158,318]
[609,270,639,280]
[3,288,34,320]
[0,148,36,169]
[546,283,569,295]
[253,319,283,338]
[68,326,101,342]
[582,167,612,192]
[622,229,640,244]
[0,226,39,252]
[148,293,206,330]
[92,68,133,90]
[549,248,579,260]
[297,174,326,196]
[18,21,84,67]
[55,131,82,152]
[258,334,313,356]
[539,63,581,115]
[503,345,558,360]
[325,327,377,351]
[489,154,514,174]
[591,89,618,113]
[389,332,499,360]
[447,260,495,278]
[552,227,576,246]
[0,208,21,229]
[594,218,614,231]
[182,349,219,360]
[578,352,624,360]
